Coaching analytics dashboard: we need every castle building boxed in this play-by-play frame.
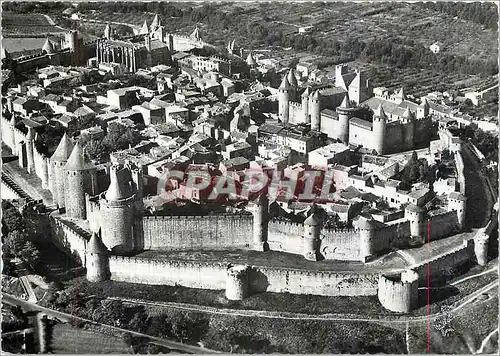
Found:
[96,21,172,73]
[63,141,97,220]
[277,64,434,155]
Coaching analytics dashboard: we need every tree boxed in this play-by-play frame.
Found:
[85,138,106,162]
[19,241,40,269]
[103,122,141,152]
[2,201,25,234]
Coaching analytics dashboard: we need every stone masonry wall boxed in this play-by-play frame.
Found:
[428,211,459,241]
[321,228,360,260]
[142,215,253,250]
[48,214,89,265]
[108,256,379,296]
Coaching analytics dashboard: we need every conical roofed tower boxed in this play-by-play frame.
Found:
[139,20,149,35]
[42,38,55,54]
[86,230,110,282]
[64,141,97,219]
[100,165,137,254]
[50,133,74,208]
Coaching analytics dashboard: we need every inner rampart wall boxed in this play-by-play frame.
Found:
[428,211,459,240]
[142,215,253,250]
[321,228,360,260]
[48,214,89,265]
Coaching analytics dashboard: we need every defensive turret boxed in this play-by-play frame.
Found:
[303,207,322,261]
[42,38,55,54]
[301,86,311,124]
[104,23,112,40]
[405,203,425,242]
[252,194,269,251]
[336,93,353,144]
[100,164,136,254]
[246,51,256,67]
[309,90,321,131]
[85,230,110,282]
[50,133,74,208]
[64,141,97,219]
[278,74,291,124]
[372,104,387,155]
[448,191,466,231]
[139,20,149,35]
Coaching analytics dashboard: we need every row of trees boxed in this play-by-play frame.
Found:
[419,2,498,30]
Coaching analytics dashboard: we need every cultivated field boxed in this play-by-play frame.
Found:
[2,13,65,36]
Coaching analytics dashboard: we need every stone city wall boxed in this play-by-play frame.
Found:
[48,214,90,265]
[411,239,474,283]
[108,255,379,296]
[142,214,253,250]
[373,221,411,253]
[377,272,418,313]
[321,228,360,260]
[454,150,466,195]
[428,210,459,241]
[267,220,303,255]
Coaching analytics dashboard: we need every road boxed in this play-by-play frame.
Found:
[19,276,37,303]
[2,294,221,354]
[462,145,493,228]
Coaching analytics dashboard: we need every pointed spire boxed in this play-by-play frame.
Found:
[246,50,256,66]
[287,68,298,88]
[104,23,112,39]
[420,97,429,108]
[304,206,322,226]
[340,93,350,108]
[26,127,35,141]
[1,47,10,60]
[374,104,387,119]
[51,132,74,162]
[279,73,291,90]
[64,140,96,171]
[105,165,133,201]
[150,14,160,31]
[42,38,54,54]
[87,230,108,253]
[311,90,320,101]
[301,86,312,98]
[190,26,200,41]
[397,87,406,100]
[139,20,149,35]
[402,106,414,120]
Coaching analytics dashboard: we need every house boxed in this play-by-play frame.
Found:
[12,97,41,116]
[430,42,443,54]
[308,143,351,167]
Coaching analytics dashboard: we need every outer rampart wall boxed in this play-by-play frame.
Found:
[142,215,253,250]
[108,256,379,296]
[48,214,89,265]
[411,239,474,283]
[454,151,466,195]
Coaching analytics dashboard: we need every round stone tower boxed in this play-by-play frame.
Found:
[474,231,489,266]
[372,104,387,155]
[130,164,144,251]
[336,93,353,144]
[287,68,298,102]
[447,191,467,231]
[104,23,112,40]
[303,207,322,261]
[401,107,415,150]
[278,74,291,125]
[378,269,419,313]
[225,265,250,300]
[252,194,269,252]
[405,203,425,242]
[301,86,311,124]
[355,217,377,263]
[417,97,429,119]
[50,133,74,209]
[85,231,110,282]
[25,127,35,174]
[309,90,321,131]
[100,164,136,254]
[64,141,97,220]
